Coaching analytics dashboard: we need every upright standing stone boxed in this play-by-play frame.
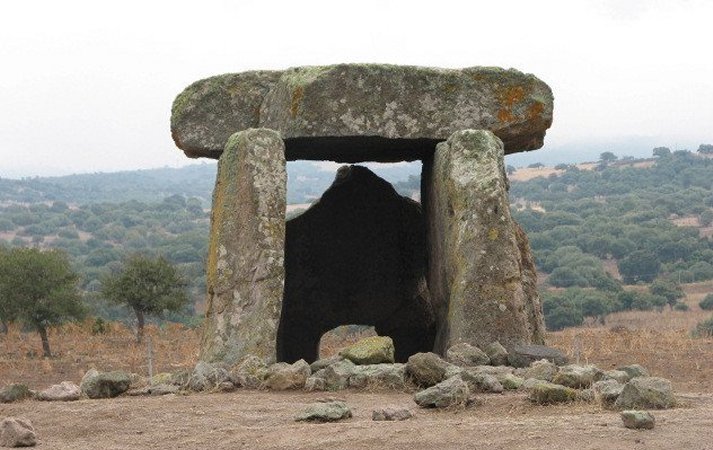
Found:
[424,130,545,353]
[201,128,286,365]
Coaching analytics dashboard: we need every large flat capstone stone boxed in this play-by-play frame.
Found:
[172,64,553,161]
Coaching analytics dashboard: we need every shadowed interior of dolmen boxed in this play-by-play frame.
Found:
[277,140,441,363]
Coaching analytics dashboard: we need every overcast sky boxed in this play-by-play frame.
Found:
[1,0,711,177]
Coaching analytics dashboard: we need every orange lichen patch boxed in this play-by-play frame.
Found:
[290,86,304,118]
[497,108,515,123]
[499,85,526,107]
[527,101,545,120]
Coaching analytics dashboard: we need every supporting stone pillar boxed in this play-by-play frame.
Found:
[201,128,286,365]
[424,130,545,354]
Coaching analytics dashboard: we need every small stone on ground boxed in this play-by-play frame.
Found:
[621,410,655,429]
[0,417,37,447]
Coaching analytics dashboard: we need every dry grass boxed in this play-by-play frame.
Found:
[0,320,199,389]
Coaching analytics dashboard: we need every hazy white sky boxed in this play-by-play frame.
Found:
[1,0,711,177]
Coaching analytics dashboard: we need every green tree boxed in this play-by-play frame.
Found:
[700,294,713,311]
[0,248,85,356]
[600,151,618,163]
[618,250,661,283]
[100,254,189,343]
[649,278,685,308]
[653,147,671,158]
[697,144,713,155]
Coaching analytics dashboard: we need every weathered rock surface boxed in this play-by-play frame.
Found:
[523,359,558,382]
[229,355,268,389]
[172,64,554,160]
[621,410,655,429]
[618,365,649,380]
[295,401,352,422]
[80,369,132,399]
[552,365,604,389]
[413,376,470,408]
[0,385,31,404]
[264,360,310,390]
[340,336,395,365]
[322,359,356,391]
[372,406,413,421]
[309,356,342,374]
[446,342,490,366]
[406,353,450,387]
[459,370,504,394]
[201,129,286,365]
[527,381,578,405]
[507,344,568,368]
[485,342,509,366]
[188,361,231,392]
[279,165,434,363]
[614,377,676,410]
[127,384,179,397]
[0,417,36,448]
[604,370,631,384]
[592,379,624,405]
[349,364,406,389]
[37,381,80,401]
[499,373,524,390]
[424,130,545,353]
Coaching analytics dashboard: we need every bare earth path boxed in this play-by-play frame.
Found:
[2,391,712,450]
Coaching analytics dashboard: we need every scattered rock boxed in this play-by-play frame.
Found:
[264,360,310,390]
[0,385,31,404]
[322,359,356,391]
[295,401,352,422]
[604,370,631,384]
[592,379,624,405]
[614,377,676,410]
[446,343,490,366]
[37,381,80,401]
[187,361,231,392]
[621,410,655,429]
[523,359,558,382]
[230,355,268,389]
[304,376,326,392]
[498,373,524,390]
[406,352,450,387]
[508,344,568,368]
[149,373,173,386]
[349,364,406,389]
[459,370,504,394]
[527,381,578,405]
[372,406,413,421]
[521,378,547,391]
[0,417,37,447]
[485,342,509,366]
[617,365,649,380]
[80,369,132,399]
[414,376,470,408]
[552,365,604,389]
[310,355,342,374]
[340,336,395,365]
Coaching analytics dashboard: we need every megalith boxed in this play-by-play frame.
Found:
[170,64,553,366]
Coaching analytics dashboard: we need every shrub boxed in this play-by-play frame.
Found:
[694,316,713,337]
[699,294,713,311]
[673,302,689,311]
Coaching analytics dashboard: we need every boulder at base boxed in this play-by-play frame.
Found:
[295,401,352,422]
[80,369,132,399]
[614,377,676,409]
[413,377,470,408]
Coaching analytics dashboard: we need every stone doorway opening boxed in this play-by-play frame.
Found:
[277,161,436,364]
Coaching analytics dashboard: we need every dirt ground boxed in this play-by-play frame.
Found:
[2,390,712,449]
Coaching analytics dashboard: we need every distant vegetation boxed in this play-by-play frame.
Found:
[1,148,712,335]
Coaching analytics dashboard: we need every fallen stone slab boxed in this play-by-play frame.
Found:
[372,406,413,421]
[37,381,80,401]
[349,364,406,390]
[552,365,604,389]
[0,417,37,447]
[508,344,568,368]
[592,379,624,405]
[414,376,470,408]
[294,401,352,422]
[621,410,655,429]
